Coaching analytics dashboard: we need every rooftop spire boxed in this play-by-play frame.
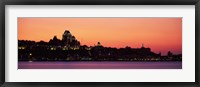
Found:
[142,43,144,48]
[97,42,102,46]
[64,30,70,33]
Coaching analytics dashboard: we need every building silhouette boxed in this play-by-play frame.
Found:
[18,30,182,61]
[48,30,80,50]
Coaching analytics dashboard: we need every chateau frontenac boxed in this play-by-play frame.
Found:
[48,30,80,50]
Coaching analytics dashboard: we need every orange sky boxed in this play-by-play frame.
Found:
[18,18,182,55]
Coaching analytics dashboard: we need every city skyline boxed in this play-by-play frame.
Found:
[18,30,181,62]
[18,18,182,55]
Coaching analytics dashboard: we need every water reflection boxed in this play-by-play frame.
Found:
[18,61,182,69]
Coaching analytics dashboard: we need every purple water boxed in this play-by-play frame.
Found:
[18,61,182,69]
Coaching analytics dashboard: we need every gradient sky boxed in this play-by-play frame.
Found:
[18,18,182,55]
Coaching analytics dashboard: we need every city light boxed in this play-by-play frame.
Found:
[18,30,182,61]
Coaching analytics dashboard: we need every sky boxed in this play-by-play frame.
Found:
[18,18,182,55]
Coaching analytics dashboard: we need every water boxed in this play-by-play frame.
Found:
[18,61,182,69]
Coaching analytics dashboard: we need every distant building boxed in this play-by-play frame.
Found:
[18,30,181,61]
[97,42,102,47]
[49,36,62,46]
[168,51,173,57]
[48,30,80,50]
[62,30,80,49]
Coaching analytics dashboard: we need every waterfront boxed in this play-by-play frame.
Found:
[18,61,182,69]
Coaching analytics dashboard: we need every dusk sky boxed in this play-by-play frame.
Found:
[18,18,182,55]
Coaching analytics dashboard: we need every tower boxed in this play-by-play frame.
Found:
[61,30,80,49]
[97,42,102,46]
[141,43,144,48]
[62,30,72,47]
[62,30,72,41]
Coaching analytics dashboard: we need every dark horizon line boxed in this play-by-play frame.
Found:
[18,39,182,56]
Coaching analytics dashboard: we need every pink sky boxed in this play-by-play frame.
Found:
[18,18,182,55]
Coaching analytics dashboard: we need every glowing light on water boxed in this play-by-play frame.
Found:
[18,61,182,69]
